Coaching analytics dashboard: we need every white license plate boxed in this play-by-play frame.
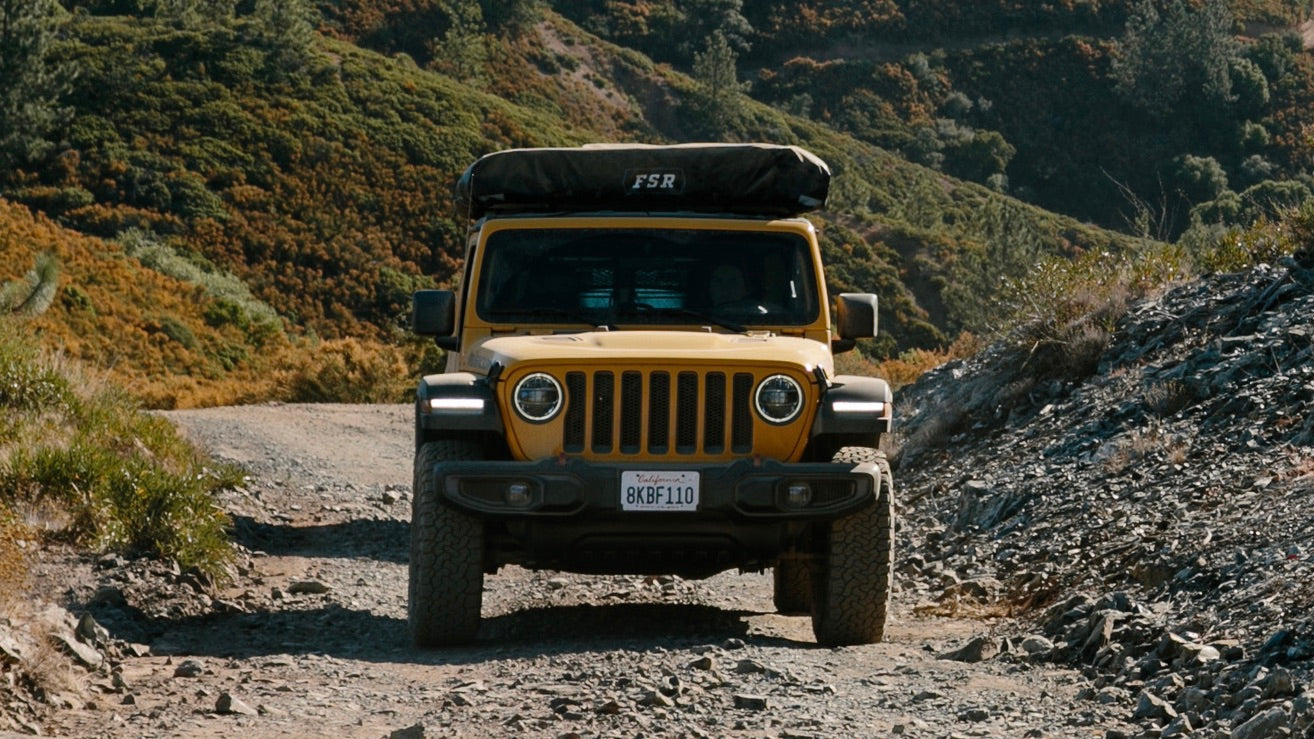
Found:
[620,471,700,512]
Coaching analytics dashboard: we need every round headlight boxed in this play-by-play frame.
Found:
[755,374,804,424]
[514,373,563,422]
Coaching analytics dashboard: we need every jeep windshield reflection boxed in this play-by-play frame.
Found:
[475,228,820,329]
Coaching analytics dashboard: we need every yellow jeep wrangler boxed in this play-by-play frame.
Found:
[410,143,894,646]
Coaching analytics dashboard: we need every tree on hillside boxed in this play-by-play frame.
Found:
[0,0,72,171]
[1112,0,1238,118]
[691,30,747,134]
[152,0,237,28]
[1170,154,1229,204]
[431,0,487,83]
[479,0,541,33]
[680,0,753,57]
[249,0,318,78]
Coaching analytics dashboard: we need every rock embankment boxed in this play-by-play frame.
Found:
[894,258,1314,737]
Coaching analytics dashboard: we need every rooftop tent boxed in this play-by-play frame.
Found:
[454,143,831,219]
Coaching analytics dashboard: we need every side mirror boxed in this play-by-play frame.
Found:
[832,293,878,354]
[412,290,456,339]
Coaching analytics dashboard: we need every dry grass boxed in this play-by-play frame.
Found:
[0,319,238,579]
[1145,380,1194,418]
[278,337,416,404]
[0,506,31,618]
[998,244,1189,382]
[0,200,430,410]
[23,621,85,701]
[913,599,1018,619]
[835,332,983,388]
[1282,452,1314,482]
[1103,422,1192,474]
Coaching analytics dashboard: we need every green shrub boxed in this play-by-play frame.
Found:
[149,314,198,349]
[120,228,283,340]
[0,329,73,412]
[1171,154,1230,204]
[281,337,411,403]
[60,285,95,314]
[14,186,96,212]
[209,341,249,371]
[0,252,61,318]
[0,325,236,578]
[1201,216,1297,272]
[995,245,1189,380]
[166,171,229,221]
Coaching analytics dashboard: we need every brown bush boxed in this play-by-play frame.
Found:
[278,337,414,404]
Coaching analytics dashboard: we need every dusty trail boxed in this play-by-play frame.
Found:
[38,403,1123,738]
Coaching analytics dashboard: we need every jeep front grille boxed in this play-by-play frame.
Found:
[563,370,754,456]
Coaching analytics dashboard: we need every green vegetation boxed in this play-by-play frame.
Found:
[1112,0,1239,119]
[0,2,1156,384]
[691,30,749,135]
[0,252,60,317]
[0,319,238,579]
[981,199,1312,388]
[0,0,1309,407]
[429,0,487,83]
[0,0,73,169]
[564,1,1314,244]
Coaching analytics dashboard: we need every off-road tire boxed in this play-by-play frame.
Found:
[773,560,812,615]
[810,446,894,646]
[409,439,485,647]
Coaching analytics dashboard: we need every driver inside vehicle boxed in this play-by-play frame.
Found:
[710,263,771,316]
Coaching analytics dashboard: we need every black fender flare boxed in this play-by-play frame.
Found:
[811,375,892,438]
[415,373,503,446]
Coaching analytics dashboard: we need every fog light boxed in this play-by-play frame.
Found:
[505,483,532,507]
[785,483,812,508]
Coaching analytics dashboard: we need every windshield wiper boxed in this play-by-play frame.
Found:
[488,307,613,330]
[635,308,746,333]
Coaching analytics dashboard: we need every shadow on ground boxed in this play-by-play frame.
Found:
[105,600,810,665]
[230,514,408,563]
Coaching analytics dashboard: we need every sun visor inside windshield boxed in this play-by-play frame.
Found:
[454,143,831,219]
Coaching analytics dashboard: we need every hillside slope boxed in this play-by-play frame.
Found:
[893,253,1314,735]
[0,199,420,408]
[1,7,1150,404]
[561,0,1314,242]
[0,199,285,407]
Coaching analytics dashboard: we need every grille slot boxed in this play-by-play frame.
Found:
[564,372,586,452]
[647,372,670,454]
[676,372,699,454]
[592,371,615,453]
[732,372,754,452]
[704,373,726,454]
[620,371,643,453]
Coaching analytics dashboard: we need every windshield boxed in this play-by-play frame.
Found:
[475,227,820,329]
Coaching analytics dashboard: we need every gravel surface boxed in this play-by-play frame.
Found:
[4,402,1126,738]
[7,259,1314,738]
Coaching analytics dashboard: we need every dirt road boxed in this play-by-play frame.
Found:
[43,403,1126,738]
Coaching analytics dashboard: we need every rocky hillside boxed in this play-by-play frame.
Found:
[894,253,1314,736]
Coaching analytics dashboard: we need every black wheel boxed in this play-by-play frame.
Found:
[773,559,811,615]
[810,446,894,646]
[409,439,485,647]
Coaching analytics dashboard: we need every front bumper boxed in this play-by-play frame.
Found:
[433,456,880,522]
